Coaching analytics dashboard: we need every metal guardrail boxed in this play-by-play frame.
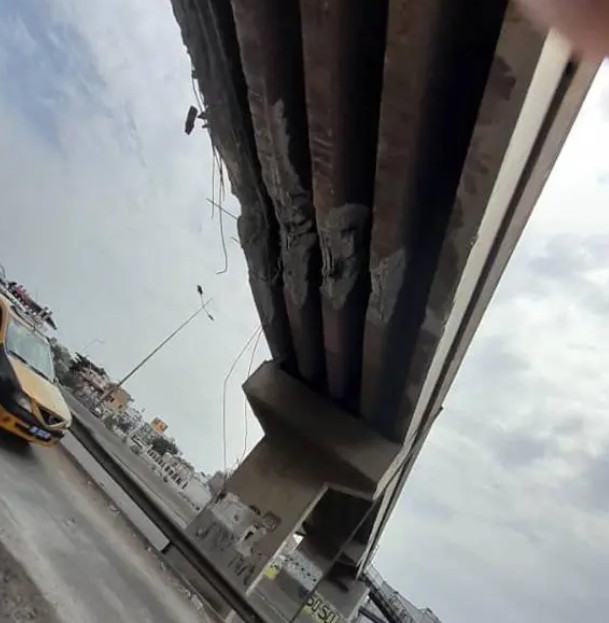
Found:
[362,567,415,623]
[69,412,268,623]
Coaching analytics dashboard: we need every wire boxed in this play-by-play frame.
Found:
[208,141,229,274]
[215,154,229,275]
[239,327,263,465]
[193,67,231,276]
[206,199,237,221]
[211,137,216,221]
[221,325,262,488]
[216,200,229,275]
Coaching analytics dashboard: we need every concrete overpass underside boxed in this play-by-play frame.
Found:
[169,0,597,600]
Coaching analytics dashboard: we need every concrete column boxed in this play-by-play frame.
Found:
[316,576,369,623]
[184,437,327,597]
[251,539,369,623]
[179,362,402,600]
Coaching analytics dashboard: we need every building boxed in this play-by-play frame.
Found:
[181,472,212,510]
[74,354,110,395]
[127,421,158,451]
[103,385,132,414]
[162,454,194,487]
[144,448,193,488]
[139,446,212,509]
[151,417,168,434]
[122,406,143,427]
[71,354,133,415]
[109,407,144,441]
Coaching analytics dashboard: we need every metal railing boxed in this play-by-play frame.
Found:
[362,567,415,623]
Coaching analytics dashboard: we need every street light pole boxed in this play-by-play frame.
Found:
[96,291,213,415]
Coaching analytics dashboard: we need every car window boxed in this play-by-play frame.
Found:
[5,319,55,381]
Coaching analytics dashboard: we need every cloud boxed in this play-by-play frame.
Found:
[492,429,551,469]
[570,448,609,513]
[0,0,106,148]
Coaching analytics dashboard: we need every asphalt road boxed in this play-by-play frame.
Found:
[0,431,208,623]
[62,390,196,527]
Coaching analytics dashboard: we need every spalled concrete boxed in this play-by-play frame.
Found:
[229,0,323,384]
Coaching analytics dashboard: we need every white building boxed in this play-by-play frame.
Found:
[181,472,212,510]
[162,454,194,487]
[128,422,157,450]
[144,448,194,488]
[122,407,143,427]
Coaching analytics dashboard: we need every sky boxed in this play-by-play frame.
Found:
[0,2,608,622]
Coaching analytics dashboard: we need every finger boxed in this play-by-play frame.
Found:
[516,0,609,58]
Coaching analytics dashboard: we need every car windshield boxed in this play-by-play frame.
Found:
[5,319,55,381]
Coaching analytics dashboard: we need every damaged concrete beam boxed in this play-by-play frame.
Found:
[359,43,600,571]
[361,0,508,440]
[170,0,295,366]
[229,0,325,386]
[394,6,545,443]
[299,0,387,405]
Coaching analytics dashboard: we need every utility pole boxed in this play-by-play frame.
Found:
[97,288,213,416]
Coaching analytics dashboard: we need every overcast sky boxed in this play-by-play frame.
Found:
[1,2,608,622]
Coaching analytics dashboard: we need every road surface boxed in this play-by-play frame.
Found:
[62,390,196,526]
[0,430,208,623]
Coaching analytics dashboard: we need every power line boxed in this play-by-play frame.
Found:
[240,326,263,464]
[221,325,262,485]
[215,154,228,275]
[206,199,237,221]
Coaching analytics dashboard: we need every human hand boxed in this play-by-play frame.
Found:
[516,0,609,58]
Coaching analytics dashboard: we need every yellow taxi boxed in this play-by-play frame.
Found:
[0,294,71,445]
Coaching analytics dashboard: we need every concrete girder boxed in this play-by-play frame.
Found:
[171,0,295,366]
[358,45,600,570]
[394,5,545,443]
[310,20,597,571]
[229,0,325,385]
[361,0,510,440]
[299,0,387,405]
